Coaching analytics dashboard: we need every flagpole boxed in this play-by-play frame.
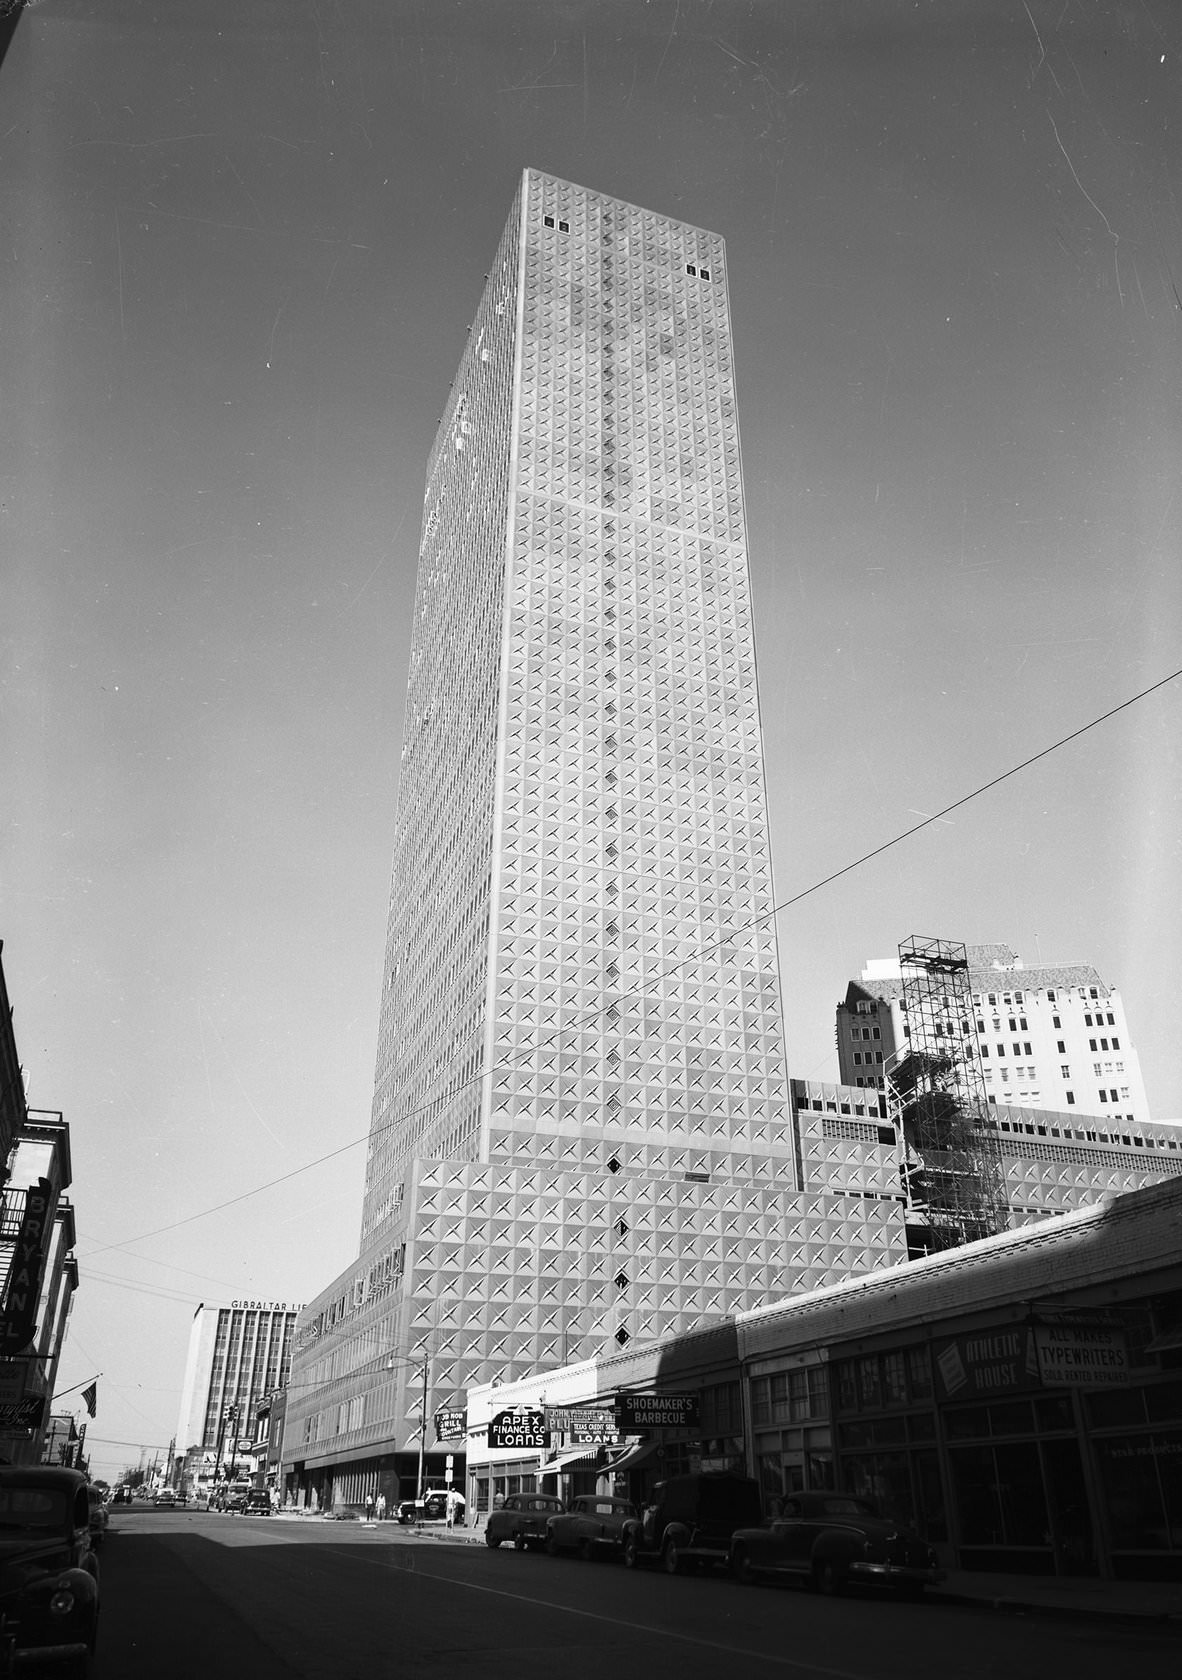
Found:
[53,1374,102,1402]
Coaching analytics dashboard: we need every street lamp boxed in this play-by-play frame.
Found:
[382,1350,431,1504]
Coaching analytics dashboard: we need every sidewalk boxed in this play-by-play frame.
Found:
[931,1568,1182,1625]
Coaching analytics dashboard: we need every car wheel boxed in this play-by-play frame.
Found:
[622,1534,640,1569]
[814,1560,843,1597]
[663,1538,683,1576]
[545,1533,560,1557]
[731,1547,756,1585]
[512,1533,526,1551]
[485,1531,502,1548]
[578,1537,594,1563]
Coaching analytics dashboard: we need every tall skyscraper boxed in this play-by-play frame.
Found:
[283,172,906,1509]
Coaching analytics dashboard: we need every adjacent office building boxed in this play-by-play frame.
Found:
[283,171,909,1509]
[836,945,1152,1125]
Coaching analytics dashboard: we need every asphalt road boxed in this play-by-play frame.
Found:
[96,1510,1181,1680]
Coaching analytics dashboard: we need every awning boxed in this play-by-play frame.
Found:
[537,1445,599,1476]
[605,1439,665,1473]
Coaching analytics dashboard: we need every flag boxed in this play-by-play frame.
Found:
[81,1382,97,1419]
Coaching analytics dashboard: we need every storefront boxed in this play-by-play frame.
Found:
[737,1178,1182,1580]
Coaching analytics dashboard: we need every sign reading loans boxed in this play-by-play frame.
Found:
[488,1408,548,1450]
[615,1393,700,1430]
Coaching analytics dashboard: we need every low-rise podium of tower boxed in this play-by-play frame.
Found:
[284,172,906,1506]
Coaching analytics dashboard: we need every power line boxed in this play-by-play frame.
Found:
[78,664,1180,1263]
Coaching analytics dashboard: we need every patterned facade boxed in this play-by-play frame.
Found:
[792,1078,1182,1225]
[284,172,913,1501]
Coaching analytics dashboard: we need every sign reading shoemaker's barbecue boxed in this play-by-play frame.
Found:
[615,1393,700,1431]
[488,1408,548,1450]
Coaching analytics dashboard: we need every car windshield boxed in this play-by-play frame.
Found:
[820,1499,875,1516]
[0,1487,69,1530]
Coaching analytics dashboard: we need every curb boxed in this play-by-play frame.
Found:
[929,1588,1182,1628]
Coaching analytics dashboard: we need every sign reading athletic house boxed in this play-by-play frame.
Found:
[615,1393,700,1431]
[488,1408,548,1450]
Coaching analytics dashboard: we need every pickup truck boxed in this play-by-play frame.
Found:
[621,1473,764,1574]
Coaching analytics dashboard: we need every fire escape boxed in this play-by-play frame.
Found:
[887,936,1009,1256]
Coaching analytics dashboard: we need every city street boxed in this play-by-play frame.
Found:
[96,1510,1182,1680]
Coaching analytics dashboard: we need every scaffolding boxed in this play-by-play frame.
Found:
[887,936,1009,1253]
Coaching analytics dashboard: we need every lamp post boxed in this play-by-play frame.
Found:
[415,1355,430,1504]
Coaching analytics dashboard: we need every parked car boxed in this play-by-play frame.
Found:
[545,1495,637,1559]
[222,1487,249,1514]
[243,1491,272,1516]
[152,1489,177,1509]
[0,1466,100,1678]
[397,1487,448,1524]
[621,1473,763,1574]
[728,1492,943,1597]
[484,1492,566,1551]
[85,1487,108,1550]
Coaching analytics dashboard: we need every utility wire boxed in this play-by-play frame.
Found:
[78,664,1181,1266]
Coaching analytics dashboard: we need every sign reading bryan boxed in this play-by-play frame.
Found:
[616,1392,700,1431]
[488,1407,548,1450]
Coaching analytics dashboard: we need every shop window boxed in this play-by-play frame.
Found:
[857,1357,882,1410]
[950,1440,1049,1548]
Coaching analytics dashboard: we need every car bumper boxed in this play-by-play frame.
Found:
[849,1562,945,1586]
[12,1641,92,1668]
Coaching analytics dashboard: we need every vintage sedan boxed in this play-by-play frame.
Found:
[0,1466,100,1678]
[545,1496,638,1559]
[728,1492,942,1596]
[484,1493,566,1551]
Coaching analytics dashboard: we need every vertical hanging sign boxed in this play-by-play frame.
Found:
[0,1179,55,1353]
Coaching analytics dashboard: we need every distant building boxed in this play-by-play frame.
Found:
[174,1301,301,1492]
[836,945,1152,1125]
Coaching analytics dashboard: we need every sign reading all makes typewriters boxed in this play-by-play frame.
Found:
[487,1408,548,1450]
[615,1393,700,1431]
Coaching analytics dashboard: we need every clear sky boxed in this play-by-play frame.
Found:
[4,1,1180,1481]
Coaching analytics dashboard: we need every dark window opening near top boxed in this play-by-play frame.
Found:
[543,215,554,227]
[558,220,569,232]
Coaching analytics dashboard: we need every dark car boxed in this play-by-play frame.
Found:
[0,1466,100,1678]
[544,1496,637,1559]
[243,1492,272,1516]
[728,1492,943,1596]
[621,1473,763,1574]
[484,1492,565,1551]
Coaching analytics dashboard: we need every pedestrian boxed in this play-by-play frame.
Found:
[365,1493,376,1523]
[376,1492,387,1522]
[446,1488,465,1529]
